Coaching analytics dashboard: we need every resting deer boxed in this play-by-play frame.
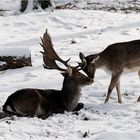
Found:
[79,40,140,103]
[2,30,93,118]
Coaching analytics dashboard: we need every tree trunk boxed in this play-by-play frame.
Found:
[20,0,52,12]
[20,0,28,12]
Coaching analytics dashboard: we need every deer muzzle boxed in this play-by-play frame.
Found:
[87,78,94,85]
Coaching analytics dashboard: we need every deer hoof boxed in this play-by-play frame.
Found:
[74,103,84,111]
[118,100,123,104]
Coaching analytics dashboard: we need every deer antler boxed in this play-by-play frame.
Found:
[75,52,87,70]
[40,29,70,71]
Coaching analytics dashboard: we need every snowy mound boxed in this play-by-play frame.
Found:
[0,46,31,57]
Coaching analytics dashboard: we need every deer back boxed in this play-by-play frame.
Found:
[3,89,65,117]
[79,39,140,79]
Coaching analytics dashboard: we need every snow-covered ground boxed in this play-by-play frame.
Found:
[1,1,140,140]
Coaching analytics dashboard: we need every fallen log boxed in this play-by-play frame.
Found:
[0,47,32,71]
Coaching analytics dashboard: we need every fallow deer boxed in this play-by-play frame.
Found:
[79,40,140,103]
[2,30,93,118]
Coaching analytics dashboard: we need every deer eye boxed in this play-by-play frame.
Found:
[88,67,92,72]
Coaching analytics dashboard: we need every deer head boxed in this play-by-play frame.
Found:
[79,52,99,79]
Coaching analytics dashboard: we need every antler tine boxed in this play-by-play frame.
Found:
[40,30,70,71]
[74,58,87,70]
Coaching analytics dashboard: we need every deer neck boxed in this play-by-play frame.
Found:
[95,54,105,68]
[61,77,81,111]
[95,53,111,74]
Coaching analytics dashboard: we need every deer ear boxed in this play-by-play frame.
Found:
[91,56,100,64]
[67,66,72,77]
[79,52,85,60]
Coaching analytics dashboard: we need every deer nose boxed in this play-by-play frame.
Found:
[88,78,94,85]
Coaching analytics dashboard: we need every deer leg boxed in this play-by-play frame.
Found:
[138,71,140,78]
[105,73,121,103]
[116,80,122,103]
[73,103,84,111]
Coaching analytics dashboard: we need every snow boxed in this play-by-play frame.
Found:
[0,61,6,66]
[0,46,31,57]
[0,0,20,12]
[0,1,140,140]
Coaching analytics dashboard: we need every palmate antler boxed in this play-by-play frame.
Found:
[40,29,70,71]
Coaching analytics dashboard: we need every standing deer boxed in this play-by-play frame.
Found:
[79,40,140,103]
[2,30,93,118]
